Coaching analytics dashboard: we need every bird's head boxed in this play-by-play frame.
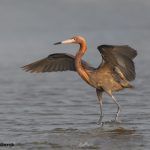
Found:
[54,35,86,45]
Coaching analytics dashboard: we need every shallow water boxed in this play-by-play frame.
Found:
[0,70,150,150]
[0,0,150,150]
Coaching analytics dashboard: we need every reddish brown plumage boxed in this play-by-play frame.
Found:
[22,35,137,124]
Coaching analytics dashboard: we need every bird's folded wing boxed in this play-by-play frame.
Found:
[22,53,93,73]
[97,45,137,81]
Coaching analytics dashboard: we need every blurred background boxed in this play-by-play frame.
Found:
[0,0,150,150]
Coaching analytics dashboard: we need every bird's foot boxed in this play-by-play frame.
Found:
[114,115,121,123]
[110,119,121,124]
[97,121,104,127]
[97,117,104,127]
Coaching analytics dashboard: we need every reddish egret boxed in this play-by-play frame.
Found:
[22,35,137,125]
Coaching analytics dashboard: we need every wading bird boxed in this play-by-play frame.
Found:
[22,35,137,125]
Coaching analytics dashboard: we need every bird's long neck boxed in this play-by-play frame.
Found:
[75,42,90,83]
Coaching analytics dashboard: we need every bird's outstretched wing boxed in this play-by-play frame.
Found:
[22,53,93,73]
[97,45,137,81]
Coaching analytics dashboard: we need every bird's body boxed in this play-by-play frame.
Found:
[85,64,122,91]
[22,35,137,124]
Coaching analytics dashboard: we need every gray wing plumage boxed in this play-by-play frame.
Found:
[97,45,137,81]
[22,53,93,73]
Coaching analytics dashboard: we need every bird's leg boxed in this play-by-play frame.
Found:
[103,88,121,122]
[96,89,103,125]
[111,95,121,122]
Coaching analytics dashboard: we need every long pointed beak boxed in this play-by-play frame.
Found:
[53,38,75,45]
[53,42,62,45]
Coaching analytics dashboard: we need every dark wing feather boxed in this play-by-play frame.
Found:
[112,45,137,59]
[22,53,93,73]
[97,45,137,81]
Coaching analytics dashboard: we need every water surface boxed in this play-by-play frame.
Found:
[0,0,150,149]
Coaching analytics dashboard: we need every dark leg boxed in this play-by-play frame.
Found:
[103,88,121,122]
[111,95,121,121]
[96,89,103,125]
